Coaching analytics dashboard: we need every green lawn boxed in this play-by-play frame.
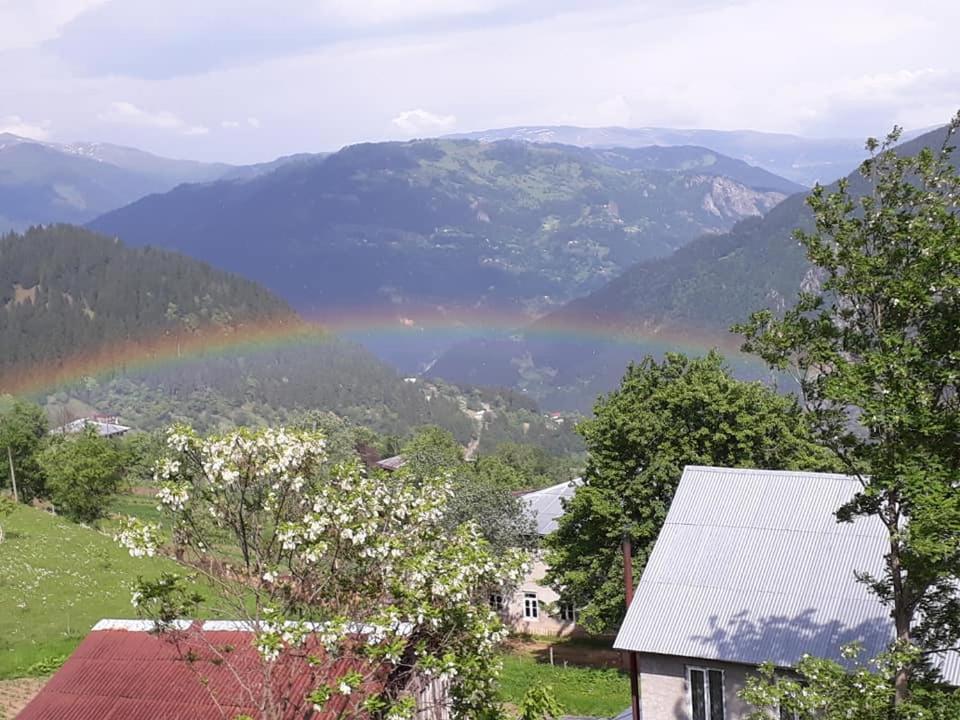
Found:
[498,653,630,717]
[0,505,197,678]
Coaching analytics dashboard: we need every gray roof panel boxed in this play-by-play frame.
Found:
[614,465,960,684]
[522,478,582,536]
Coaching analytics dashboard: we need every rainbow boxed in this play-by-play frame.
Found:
[309,306,746,355]
[0,316,326,398]
[1,306,755,399]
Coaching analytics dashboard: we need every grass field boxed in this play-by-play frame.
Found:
[498,653,630,717]
[0,505,196,679]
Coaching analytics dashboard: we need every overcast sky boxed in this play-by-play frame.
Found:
[0,0,957,163]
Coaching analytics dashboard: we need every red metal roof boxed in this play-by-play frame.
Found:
[16,624,376,720]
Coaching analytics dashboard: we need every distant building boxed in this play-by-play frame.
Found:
[51,415,131,438]
[17,619,450,720]
[614,465,960,720]
[494,478,583,636]
[375,454,407,472]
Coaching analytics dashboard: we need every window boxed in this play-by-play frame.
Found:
[523,592,539,619]
[559,602,578,622]
[688,667,724,720]
[489,593,504,612]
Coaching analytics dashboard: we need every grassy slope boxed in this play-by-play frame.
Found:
[0,505,192,678]
[498,654,630,717]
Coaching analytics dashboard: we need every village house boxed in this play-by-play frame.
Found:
[16,619,449,720]
[50,415,131,438]
[614,465,960,720]
[494,478,583,636]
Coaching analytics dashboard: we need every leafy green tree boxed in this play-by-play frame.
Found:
[0,493,15,543]
[545,351,832,632]
[116,425,528,720]
[741,644,960,720]
[401,425,464,475]
[0,400,48,502]
[119,431,166,486]
[442,464,537,554]
[735,115,960,705]
[39,428,125,523]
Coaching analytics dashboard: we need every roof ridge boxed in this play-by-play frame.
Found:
[683,465,858,481]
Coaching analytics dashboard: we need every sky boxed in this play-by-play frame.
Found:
[0,0,957,164]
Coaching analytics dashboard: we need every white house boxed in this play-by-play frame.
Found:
[614,465,960,720]
[495,478,583,636]
[51,415,131,438]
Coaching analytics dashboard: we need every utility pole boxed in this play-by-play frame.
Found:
[623,532,640,720]
[7,445,18,504]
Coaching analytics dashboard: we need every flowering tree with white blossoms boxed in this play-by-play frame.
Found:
[116,425,529,720]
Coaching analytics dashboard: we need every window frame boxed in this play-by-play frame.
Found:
[558,601,579,623]
[523,592,539,619]
[489,593,504,612]
[686,665,725,720]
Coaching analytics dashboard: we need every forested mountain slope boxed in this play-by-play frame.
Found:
[428,125,953,409]
[0,224,290,373]
[90,139,795,320]
[0,225,580,449]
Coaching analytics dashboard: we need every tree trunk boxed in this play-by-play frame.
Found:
[889,532,911,706]
[7,446,18,504]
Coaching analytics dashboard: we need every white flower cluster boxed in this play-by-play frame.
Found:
[120,423,529,718]
[114,517,163,558]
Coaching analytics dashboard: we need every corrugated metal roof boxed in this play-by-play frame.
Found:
[51,418,131,438]
[614,465,960,684]
[375,455,406,471]
[521,478,582,535]
[16,621,381,720]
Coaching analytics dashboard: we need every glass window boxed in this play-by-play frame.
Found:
[690,669,706,720]
[523,592,539,619]
[688,667,724,720]
[708,670,724,720]
[489,593,504,612]
[559,602,578,622]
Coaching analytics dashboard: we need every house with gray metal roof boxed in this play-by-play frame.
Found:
[493,478,583,636]
[614,465,960,720]
[51,416,131,438]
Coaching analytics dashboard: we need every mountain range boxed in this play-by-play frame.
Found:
[427,125,953,409]
[0,134,327,232]
[88,138,800,370]
[448,125,868,187]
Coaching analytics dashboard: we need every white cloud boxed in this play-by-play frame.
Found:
[99,101,208,136]
[247,117,261,129]
[0,0,105,51]
[0,115,51,140]
[221,120,241,128]
[391,108,457,135]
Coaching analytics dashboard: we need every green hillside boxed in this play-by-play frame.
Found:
[0,505,202,678]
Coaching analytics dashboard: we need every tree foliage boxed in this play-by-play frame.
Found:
[735,115,960,703]
[741,645,960,720]
[116,425,528,720]
[399,426,538,554]
[545,351,833,632]
[0,400,48,502]
[39,427,125,523]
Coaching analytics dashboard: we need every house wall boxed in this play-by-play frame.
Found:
[637,652,759,720]
[501,554,580,637]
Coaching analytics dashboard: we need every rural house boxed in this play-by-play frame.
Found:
[50,415,131,438]
[614,465,960,720]
[16,619,449,720]
[494,478,583,636]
